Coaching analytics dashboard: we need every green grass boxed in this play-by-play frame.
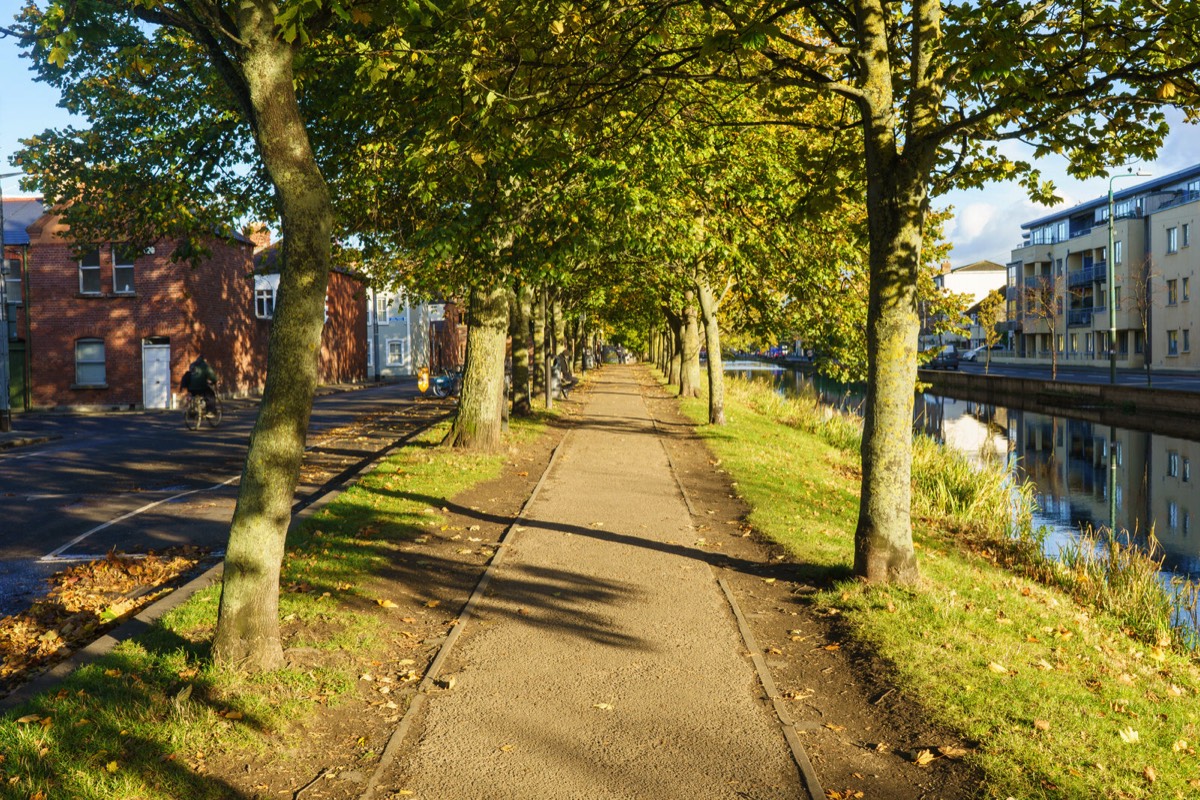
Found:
[681,375,1200,800]
[0,415,546,800]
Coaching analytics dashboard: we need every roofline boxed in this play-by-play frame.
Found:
[1020,163,1200,231]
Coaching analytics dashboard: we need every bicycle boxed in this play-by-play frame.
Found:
[183,392,223,430]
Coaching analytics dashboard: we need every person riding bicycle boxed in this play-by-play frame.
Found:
[182,355,219,415]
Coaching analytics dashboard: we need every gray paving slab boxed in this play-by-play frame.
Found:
[393,367,802,799]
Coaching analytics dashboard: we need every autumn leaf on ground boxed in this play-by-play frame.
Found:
[1173,739,1189,753]
[912,749,937,767]
[938,745,971,759]
[1119,727,1140,744]
[824,723,846,732]
[593,703,614,711]
[498,744,515,752]
[987,662,1009,674]
[376,599,399,608]
[1035,720,1051,731]
[1143,765,1157,783]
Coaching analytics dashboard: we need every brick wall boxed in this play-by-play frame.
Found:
[24,212,266,409]
[21,212,365,409]
[319,270,367,383]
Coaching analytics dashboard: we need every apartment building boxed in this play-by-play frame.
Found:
[366,287,435,380]
[1005,165,1200,370]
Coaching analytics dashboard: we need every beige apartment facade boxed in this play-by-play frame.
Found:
[1005,166,1200,371]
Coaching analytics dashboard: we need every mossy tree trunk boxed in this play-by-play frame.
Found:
[511,282,533,416]
[533,285,547,401]
[851,0,935,585]
[213,6,332,670]
[444,283,509,451]
[679,290,702,398]
[696,278,726,425]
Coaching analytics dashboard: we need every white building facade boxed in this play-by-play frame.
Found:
[367,288,437,379]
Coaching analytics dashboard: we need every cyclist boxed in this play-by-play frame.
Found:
[182,355,219,416]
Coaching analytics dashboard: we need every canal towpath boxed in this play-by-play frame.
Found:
[362,365,981,799]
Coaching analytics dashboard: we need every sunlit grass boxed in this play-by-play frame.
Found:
[0,414,547,800]
[680,373,1200,799]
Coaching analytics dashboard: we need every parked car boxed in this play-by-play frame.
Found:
[962,345,987,362]
[923,345,960,370]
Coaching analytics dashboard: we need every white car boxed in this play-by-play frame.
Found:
[962,345,987,362]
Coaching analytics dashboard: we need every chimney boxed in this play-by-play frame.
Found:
[246,223,272,252]
[941,259,952,275]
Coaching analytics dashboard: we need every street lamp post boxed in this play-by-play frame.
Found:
[1108,170,1151,384]
[0,171,23,433]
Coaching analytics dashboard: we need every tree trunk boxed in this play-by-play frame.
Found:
[533,286,547,399]
[852,8,935,583]
[511,282,533,416]
[444,283,509,451]
[680,290,702,398]
[213,8,332,671]
[696,278,726,425]
[552,296,567,363]
[662,309,683,388]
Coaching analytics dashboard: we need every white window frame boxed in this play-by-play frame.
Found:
[79,247,101,295]
[1167,226,1179,253]
[75,338,106,386]
[1113,240,1123,265]
[1168,278,1178,306]
[386,337,408,366]
[1169,329,1180,356]
[112,245,136,294]
[1169,451,1180,477]
[254,274,279,320]
[3,257,21,307]
[1185,223,1192,247]
[375,292,391,319]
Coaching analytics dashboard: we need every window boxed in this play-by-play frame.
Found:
[1169,330,1179,356]
[1185,459,1192,483]
[1115,441,1123,467]
[1169,451,1180,477]
[75,338,106,386]
[1114,286,1122,308]
[1185,223,1192,247]
[254,275,278,319]
[1167,226,1179,253]
[1114,240,1123,265]
[1186,330,1192,353]
[1168,279,1179,305]
[1135,330,1145,354]
[1185,277,1192,302]
[79,248,101,294]
[113,246,137,294]
[374,292,390,318]
[2,257,20,307]
[1169,502,1179,530]
[386,338,408,366]
[1056,334,1064,353]
[1070,333,1079,355]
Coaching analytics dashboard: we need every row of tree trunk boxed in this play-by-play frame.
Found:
[446,281,601,450]
[652,280,728,426]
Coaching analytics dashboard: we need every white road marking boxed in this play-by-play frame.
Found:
[40,476,240,562]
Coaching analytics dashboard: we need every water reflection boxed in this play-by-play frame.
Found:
[725,361,1200,578]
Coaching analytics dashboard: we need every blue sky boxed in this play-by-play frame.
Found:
[1,0,1193,266]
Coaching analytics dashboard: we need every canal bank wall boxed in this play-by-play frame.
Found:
[920,369,1200,440]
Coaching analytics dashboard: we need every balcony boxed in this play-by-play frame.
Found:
[1024,275,1052,288]
[1068,308,1097,327]
[997,320,1022,333]
[1067,264,1105,287]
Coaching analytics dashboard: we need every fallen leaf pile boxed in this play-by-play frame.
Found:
[0,547,209,696]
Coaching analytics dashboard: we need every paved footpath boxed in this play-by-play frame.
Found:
[389,367,804,799]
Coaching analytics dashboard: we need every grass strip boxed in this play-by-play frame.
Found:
[681,376,1200,800]
[0,415,546,800]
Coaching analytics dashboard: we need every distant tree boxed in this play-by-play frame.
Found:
[976,289,1006,375]
[1123,255,1161,387]
[1024,275,1063,380]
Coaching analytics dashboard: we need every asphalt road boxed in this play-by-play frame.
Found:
[955,357,1200,392]
[0,381,435,616]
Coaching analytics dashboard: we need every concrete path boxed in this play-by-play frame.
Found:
[393,367,803,799]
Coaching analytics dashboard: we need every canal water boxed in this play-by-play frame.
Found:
[725,361,1200,579]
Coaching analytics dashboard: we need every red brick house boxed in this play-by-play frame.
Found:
[1,198,366,411]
